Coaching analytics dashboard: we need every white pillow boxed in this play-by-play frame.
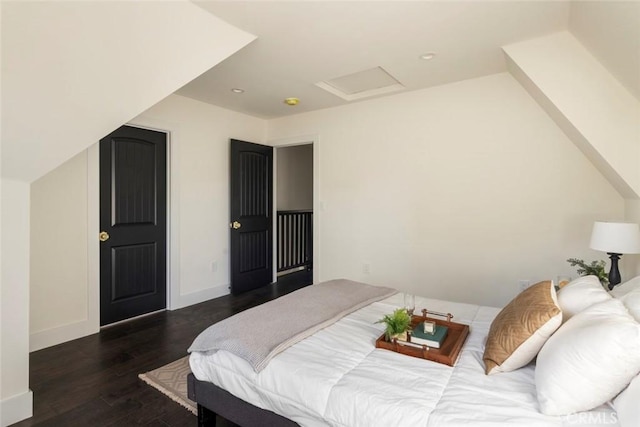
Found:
[614,373,640,427]
[610,275,640,299]
[619,287,640,322]
[556,275,611,322]
[535,298,640,416]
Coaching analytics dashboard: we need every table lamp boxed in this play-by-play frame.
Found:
[589,221,640,290]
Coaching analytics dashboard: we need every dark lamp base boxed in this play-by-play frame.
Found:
[606,252,622,290]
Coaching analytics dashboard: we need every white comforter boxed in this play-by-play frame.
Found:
[189,293,618,427]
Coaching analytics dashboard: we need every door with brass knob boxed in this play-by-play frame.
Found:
[229,139,273,294]
[99,125,167,326]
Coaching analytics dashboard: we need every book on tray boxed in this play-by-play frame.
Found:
[409,324,448,348]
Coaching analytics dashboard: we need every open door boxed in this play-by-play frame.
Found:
[229,139,273,294]
[99,125,167,325]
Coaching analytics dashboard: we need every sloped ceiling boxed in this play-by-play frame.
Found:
[569,1,640,101]
[1,1,256,182]
[504,31,640,199]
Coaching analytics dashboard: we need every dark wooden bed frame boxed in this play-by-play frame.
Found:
[187,373,299,427]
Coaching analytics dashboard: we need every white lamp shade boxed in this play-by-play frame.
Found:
[590,222,640,254]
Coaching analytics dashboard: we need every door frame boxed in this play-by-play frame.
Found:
[270,134,320,285]
[88,121,173,331]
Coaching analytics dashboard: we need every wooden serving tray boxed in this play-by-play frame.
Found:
[375,313,470,367]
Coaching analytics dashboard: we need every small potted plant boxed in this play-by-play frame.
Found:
[376,308,412,341]
[566,258,609,288]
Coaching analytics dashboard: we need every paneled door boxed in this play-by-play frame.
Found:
[99,125,167,326]
[229,139,273,294]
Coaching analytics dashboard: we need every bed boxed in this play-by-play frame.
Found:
[187,280,628,427]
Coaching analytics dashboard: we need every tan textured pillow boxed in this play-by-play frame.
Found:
[483,280,562,375]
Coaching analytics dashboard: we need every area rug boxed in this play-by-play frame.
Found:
[139,356,197,415]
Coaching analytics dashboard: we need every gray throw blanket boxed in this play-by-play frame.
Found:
[188,279,397,372]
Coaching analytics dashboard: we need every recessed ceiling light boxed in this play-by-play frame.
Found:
[231,88,245,94]
[284,97,299,106]
[419,53,436,61]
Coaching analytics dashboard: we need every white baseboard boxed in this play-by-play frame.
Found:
[1,390,33,427]
[170,284,229,310]
[30,319,99,352]
[30,285,229,351]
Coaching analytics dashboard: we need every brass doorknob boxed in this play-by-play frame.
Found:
[230,221,242,230]
[99,231,110,242]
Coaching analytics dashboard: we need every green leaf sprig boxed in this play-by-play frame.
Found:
[376,308,411,340]
[566,258,609,287]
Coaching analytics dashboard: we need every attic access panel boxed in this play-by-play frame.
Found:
[316,66,405,101]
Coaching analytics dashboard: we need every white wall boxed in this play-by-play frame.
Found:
[1,179,32,426]
[29,152,89,350]
[268,72,624,307]
[131,95,266,307]
[277,145,313,211]
[625,199,640,277]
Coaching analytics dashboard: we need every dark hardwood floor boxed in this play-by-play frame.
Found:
[14,275,311,427]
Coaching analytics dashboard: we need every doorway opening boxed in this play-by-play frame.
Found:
[276,144,313,287]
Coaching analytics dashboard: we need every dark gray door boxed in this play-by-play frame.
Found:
[230,139,273,294]
[99,125,167,326]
